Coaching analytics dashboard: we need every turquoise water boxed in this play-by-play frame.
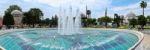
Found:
[0,29,138,50]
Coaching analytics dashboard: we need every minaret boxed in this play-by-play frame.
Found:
[86,5,87,12]
[86,5,88,18]
[105,8,107,17]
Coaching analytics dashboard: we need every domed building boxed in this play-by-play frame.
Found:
[11,10,23,28]
[125,12,137,24]
[126,12,137,19]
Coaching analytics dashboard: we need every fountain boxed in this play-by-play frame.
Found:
[58,6,81,35]
[0,5,142,50]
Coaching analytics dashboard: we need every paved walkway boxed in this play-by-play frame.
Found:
[135,30,150,50]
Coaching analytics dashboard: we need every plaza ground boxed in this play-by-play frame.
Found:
[135,29,150,50]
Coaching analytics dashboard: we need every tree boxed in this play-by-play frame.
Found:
[113,13,121,27]
[81,19,86,27]
[86,10,91,18]
[28,8,43,27]
[6,5,22,13]
[3,12,14,29]
[137,15,147,29]
[3,5,22,29]
[129,18,137,28]
[45,18,51,25]
[147,16,150,25]
[22,12,32,27]
[51,15,58,27]
[86,18,96,26]
[140,1,147,16]
[38,18,51,27]
[98,16,112,27]
[81,13,87,19]
[81,13,88,27]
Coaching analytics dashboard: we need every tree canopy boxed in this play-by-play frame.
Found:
[140,1,147,9]
[137,15,147,29]
[6,5,22,13]
[3,12,14,25]
[113,13,121,27]
[3,5,22,28]
[129,18,137,28]
[147,16,150,21]
[22,8,43,27]
[140,1,147,16]
[98,16,112,27]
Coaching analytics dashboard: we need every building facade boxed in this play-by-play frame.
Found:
[125,12,137,24]
[11,10,23,28]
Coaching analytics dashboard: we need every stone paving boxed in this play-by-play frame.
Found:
[135,29,150,50]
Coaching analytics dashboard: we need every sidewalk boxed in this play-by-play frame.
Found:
[135,30,150,50]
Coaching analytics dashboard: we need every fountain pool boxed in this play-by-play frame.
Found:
[0,28,140,50]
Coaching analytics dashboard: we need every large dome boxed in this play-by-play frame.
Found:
[126,12,136,19]
[11,10,22,15]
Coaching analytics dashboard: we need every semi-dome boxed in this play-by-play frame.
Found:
[11,10,22,15]
[126,12,136,19]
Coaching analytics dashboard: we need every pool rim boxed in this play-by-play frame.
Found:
[0,28,144,50]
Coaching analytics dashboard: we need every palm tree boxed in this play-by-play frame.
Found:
[86,10,91,18]
[113,13,121,27]
[140,1,147,16]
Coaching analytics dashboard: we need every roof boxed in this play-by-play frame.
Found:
[126,12,137,19]
[11,10,22,15]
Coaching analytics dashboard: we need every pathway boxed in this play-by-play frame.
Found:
[135,29,150,50]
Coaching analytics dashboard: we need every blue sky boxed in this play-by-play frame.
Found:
[0,0,149,18]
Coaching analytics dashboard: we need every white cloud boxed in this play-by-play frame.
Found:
[5,0,149,18]
[23,0,32,2]
[111,1,150,16]
[114,1,150,11]
[37,0,111,8]
[36,0,112,18]
[112,2,139,12]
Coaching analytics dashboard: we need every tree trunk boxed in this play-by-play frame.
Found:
[32,24,35,28]
[142,25,144,30]
[117,23,120,27]
[143,8,144,16]
[105,22,107,27]
[29,24,31,28]
[133,25,135,28]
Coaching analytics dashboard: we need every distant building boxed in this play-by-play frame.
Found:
[125,12,137,24]
[11,10,23,28]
